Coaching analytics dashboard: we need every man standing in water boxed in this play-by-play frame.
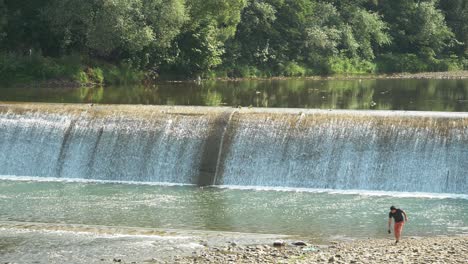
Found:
[388,206,408,244]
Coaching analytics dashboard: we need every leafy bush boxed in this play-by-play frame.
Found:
[376,53,428,73]
[74,71,89,85]
[101,63,145,85]
[0,52,82,85]
[376,53,464,73]
[463,57,468,70]
[326,56,376,74]
[0,52,145,86]
[87,67,104,85]
[282,62,306,77]
[239,65,254,77]
[204,69,225,79]
[222,65,264,78]
[434,56,463,71]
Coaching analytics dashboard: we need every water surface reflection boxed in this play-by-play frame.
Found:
[1,79,468,111]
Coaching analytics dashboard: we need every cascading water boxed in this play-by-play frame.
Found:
[216,110,468,194]
[0,104,228,184]
[0,103,467,194]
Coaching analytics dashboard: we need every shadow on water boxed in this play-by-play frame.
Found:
[197,112,232,186]
[1,79,468,111]
[188,188,234,232]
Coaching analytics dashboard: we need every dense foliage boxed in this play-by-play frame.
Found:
[0,0,467,84]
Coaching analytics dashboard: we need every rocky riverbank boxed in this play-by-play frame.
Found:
[176,236,468,264]
[0,222,467,263]
[5,70,467,89]
[383,70,468,79]
[210,70,468,82]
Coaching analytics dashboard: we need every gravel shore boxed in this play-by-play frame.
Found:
[211,70,468,81]
[176,236,468,264]
[1,222,466,263]
[384,70,468,79]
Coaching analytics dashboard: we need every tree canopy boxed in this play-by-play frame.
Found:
[0,0,466,81]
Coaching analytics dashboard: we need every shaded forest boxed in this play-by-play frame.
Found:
[0,0,467,84]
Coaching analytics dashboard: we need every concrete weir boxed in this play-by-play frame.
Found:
[0,103,467,194]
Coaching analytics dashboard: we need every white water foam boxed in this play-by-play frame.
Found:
[0,220,194,239]
[1,175,467,200]
[214,185,468,200]
[0,175,194,187]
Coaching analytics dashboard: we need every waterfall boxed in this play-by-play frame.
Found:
[0,103,467,194]
[216,110,468,194]
[0,104,225,184]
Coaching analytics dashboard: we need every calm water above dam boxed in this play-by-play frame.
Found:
[1,78,468,111]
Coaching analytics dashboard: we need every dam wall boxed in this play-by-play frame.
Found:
[0,103,466,194]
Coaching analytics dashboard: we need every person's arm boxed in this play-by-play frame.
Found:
[388,217,392,233]
[402,210,408,222]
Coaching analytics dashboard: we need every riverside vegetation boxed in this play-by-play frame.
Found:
[0,0,467,86]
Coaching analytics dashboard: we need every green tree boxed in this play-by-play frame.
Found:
[172,22,225,75]
[171,0,247,76]
[320,0,390,59]
[187,0,247,42]
[88,0,154,56]
[440,0,468,55]
[226,0,280,67]
[0,0,7,41]
[345,8,390,59]
[46,0,187,64]
[226,0,389,75]
[305,2,341,56]
[1,0,60,55]
[225,0,314,74]
[1,0,466,82]
[378,0,454,56]
[412,1,454,55]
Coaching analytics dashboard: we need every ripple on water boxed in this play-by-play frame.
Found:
[0,179,467,238]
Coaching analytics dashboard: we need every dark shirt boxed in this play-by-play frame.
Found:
[389,209,405,223]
